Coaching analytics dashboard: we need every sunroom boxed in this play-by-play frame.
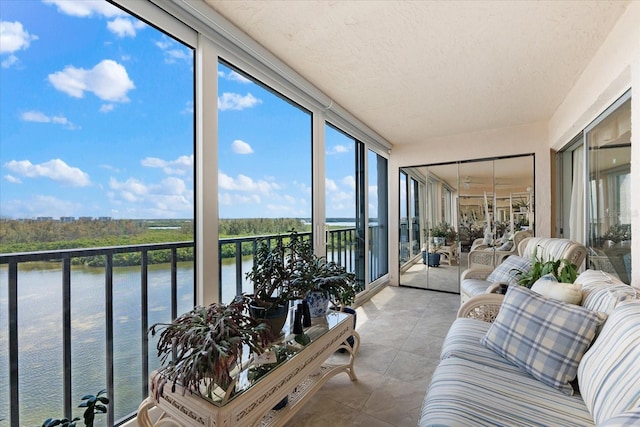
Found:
[0,0,638,426]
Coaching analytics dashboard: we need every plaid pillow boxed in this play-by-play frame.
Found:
[486,255,532,285]
[481,286,602,395]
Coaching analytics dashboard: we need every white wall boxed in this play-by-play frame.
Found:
[549,1,640,288]
[389,122,549,286]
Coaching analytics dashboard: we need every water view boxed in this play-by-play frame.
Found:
[0,259,259,426]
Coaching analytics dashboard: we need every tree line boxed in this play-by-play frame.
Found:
[0,218,313,266]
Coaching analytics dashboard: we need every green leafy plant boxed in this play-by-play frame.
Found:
[246,230,307,307]
[511,246,578,288]
[149,296,271,398]
[292,248,358,309]
[427,221,457,245]
[247,229,358,309]
[39,389,109,427]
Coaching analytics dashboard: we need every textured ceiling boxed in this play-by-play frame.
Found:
[204,0,629,145]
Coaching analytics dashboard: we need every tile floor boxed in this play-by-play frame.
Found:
[284,285,460,426]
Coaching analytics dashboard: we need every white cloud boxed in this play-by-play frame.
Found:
[4,174,22,184]
[108,176,193,216]
[181,101,193,115]
[1,21,38,68]
[99,104,114,113]
[141,154,193,176]
[219,192,261,206]
[109,177,146,202]
[218,69,251,83]
[20,111,49,123]
[43,0,124,18]
[106,17,146,38]
[48,59,134,102]
[327,144,350,155]
[1,195,84,219]
[218,172,278,194]
[2,54,18,68]
[4,159,91,187]
[342,175,356,190]
[218,92,261,111]
[154,36,191,64]
[326,178,338,192]
[0,21,38,54]
[228,70,251,83]
[231,140,254,154]
[331,191,352,203]
[20,110,78,129]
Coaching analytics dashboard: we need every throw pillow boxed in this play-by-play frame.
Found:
[531,273,583,305]
[495,240,513,252]
[486,255,531,285]
[481,285,602,395]
[577,301,640,424]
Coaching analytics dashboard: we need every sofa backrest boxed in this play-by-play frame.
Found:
[517,237,587,268]
[577,269,639,315]
[577,300,640,424]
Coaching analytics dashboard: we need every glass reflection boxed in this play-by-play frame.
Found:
[399,155,534,293]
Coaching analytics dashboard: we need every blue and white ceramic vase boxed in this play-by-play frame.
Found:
[305,291,330,317]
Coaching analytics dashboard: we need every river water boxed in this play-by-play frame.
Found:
[0,258,255,426]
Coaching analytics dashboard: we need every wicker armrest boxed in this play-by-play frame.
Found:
[460,268,493,281]
[456,293,504,323]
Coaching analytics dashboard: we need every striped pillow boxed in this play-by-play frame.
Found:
[486,255,531,285]
[481,285,602,395]
[577,301,640,424]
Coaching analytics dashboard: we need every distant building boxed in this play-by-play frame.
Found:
[60,216,75,222]
[36,217,53,221]
[97,216,112,221]
[78,216,93,221]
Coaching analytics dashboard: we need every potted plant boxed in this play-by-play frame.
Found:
[428,221,457,246]
[302,256,357,317]
[511,247,578,288]
[245,232,304,334]
[149,296,271,401]
[284,232,357,317]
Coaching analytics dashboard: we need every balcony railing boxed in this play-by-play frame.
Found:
[0,227,382,427]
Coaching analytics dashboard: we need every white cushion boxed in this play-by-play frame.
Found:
[531,274,582,305]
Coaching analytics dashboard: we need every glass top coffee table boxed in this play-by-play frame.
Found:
[138,308,359,427]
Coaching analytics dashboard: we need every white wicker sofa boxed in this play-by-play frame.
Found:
[420,270,640,427]
[460,237,588,304]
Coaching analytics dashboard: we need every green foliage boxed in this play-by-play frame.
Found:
[246,230,308,306]
[219,218,309,237]
[246,230,358,309]
[150,296,271,397]
[427,221,457,244]
[247,345,295,382]
[1,219,147,246]
[602,223,631,243]
[512,246,578,288]
[39,389,108,427]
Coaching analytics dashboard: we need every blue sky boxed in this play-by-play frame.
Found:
[0,0,357,220]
